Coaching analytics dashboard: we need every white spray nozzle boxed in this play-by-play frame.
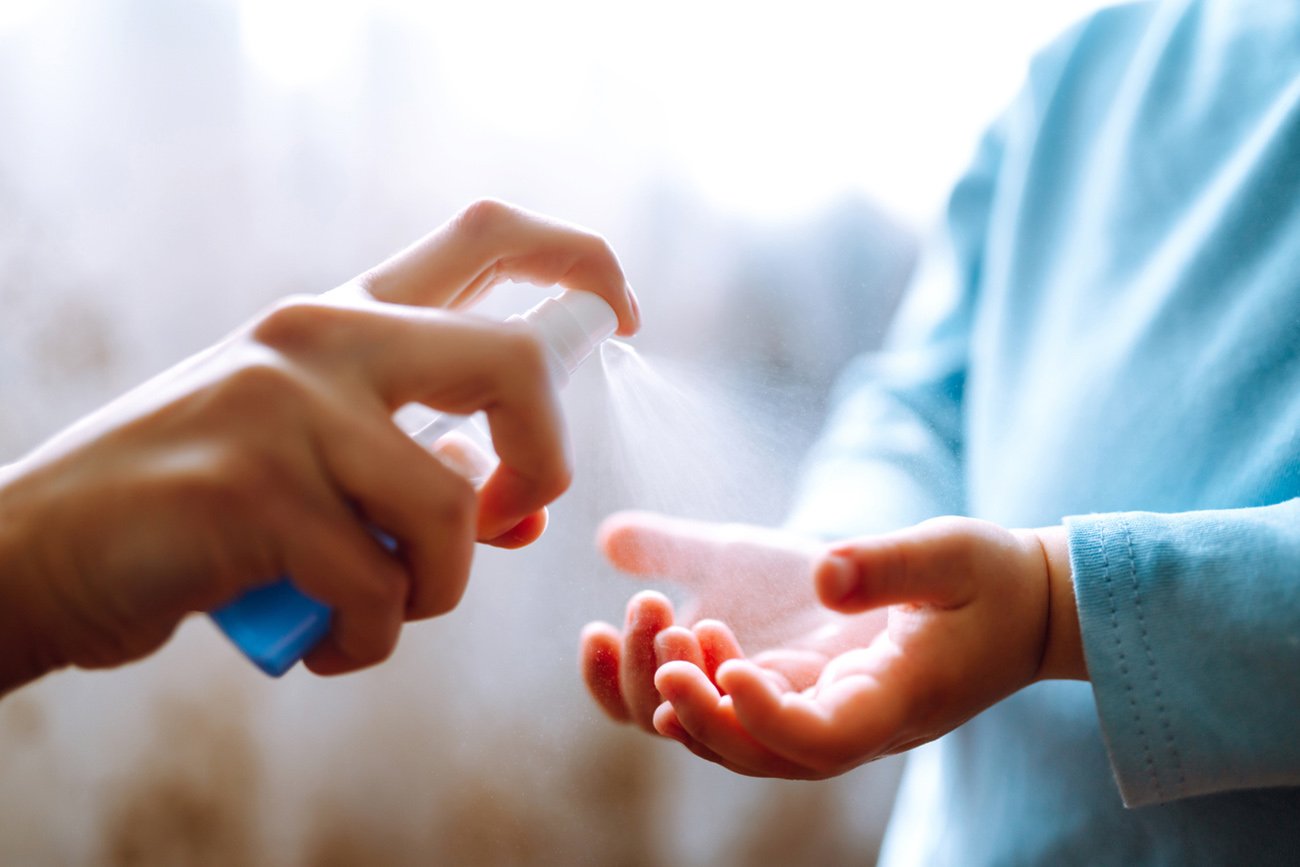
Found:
[407,289,618,447]
[511,289,619,388]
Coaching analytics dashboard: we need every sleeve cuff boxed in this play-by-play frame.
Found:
[1066,512,1186,807]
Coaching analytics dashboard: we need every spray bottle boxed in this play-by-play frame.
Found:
[210,289,619,676]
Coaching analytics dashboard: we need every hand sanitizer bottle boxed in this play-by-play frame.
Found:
[210,289,619,676]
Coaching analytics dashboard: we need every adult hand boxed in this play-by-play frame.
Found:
[0,199,639,695]
[646,517,1083,780]
[355,197,640,333]
[579,511,889,733]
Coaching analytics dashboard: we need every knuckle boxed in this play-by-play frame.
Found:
[374,573,408,613]
[432,471,477,528]
[251,295,347,351]
[422,546,474,620]
[207,357,315,428]
[500,321,552,383]
[423,574,469,618]
[917,516,980,569]
[405,476,476,621]
[190,436,254,484]
[946,529,982,570]
[587,233,621,269]
[453,197,512,238]
[916,515,967,537]
[352,579,407,642]
[205,443,270,490]
[166,444,276,528]
[223,354,302,404]
[351,633,398,668]
[535,457,573,504]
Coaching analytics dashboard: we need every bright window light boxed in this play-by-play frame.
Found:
[0,0,53,34]
[236,0,366,92]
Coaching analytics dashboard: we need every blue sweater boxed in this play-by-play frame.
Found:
[786,1,1300,862]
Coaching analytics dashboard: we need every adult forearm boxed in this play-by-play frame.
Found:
[0,463,67,697]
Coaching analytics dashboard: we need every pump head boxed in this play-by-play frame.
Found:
[511,289,619,388]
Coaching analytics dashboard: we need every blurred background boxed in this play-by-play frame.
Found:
[0,1,1108,864]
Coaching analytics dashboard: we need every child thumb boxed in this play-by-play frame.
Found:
[814,518,982,614]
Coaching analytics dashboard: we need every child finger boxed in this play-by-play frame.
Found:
[580,621,631,723]
[655,661,812,779]
[751,648,829,692]
[621,591,675,730]
[597,511,716,588]
[655,626,706,669]
[653,703,780,778]
[693,619,744,684]
[720,659,903,774]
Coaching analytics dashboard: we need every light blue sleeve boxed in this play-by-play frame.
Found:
[1068,500,1300,807]
[784,6,1092,541]
[784,120,1006,539]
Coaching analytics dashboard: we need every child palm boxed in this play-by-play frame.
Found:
[581,513,1082,780]
[579,511,888,732]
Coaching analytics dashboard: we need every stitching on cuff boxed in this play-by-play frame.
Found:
[1103,520,1161,799]
[1123,518,1186,798]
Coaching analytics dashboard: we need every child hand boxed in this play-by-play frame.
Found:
[579,511,888,733]
[649,517,1083,779]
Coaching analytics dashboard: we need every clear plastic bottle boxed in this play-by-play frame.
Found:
[210,290,619,676]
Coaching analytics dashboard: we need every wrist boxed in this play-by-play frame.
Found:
[1032,524,1088,682]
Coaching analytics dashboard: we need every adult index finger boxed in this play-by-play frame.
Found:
[357,199,640,336]
[254,300,573,541]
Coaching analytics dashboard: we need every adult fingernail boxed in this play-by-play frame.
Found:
[820,555,858,604]
[628,284,641,330]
